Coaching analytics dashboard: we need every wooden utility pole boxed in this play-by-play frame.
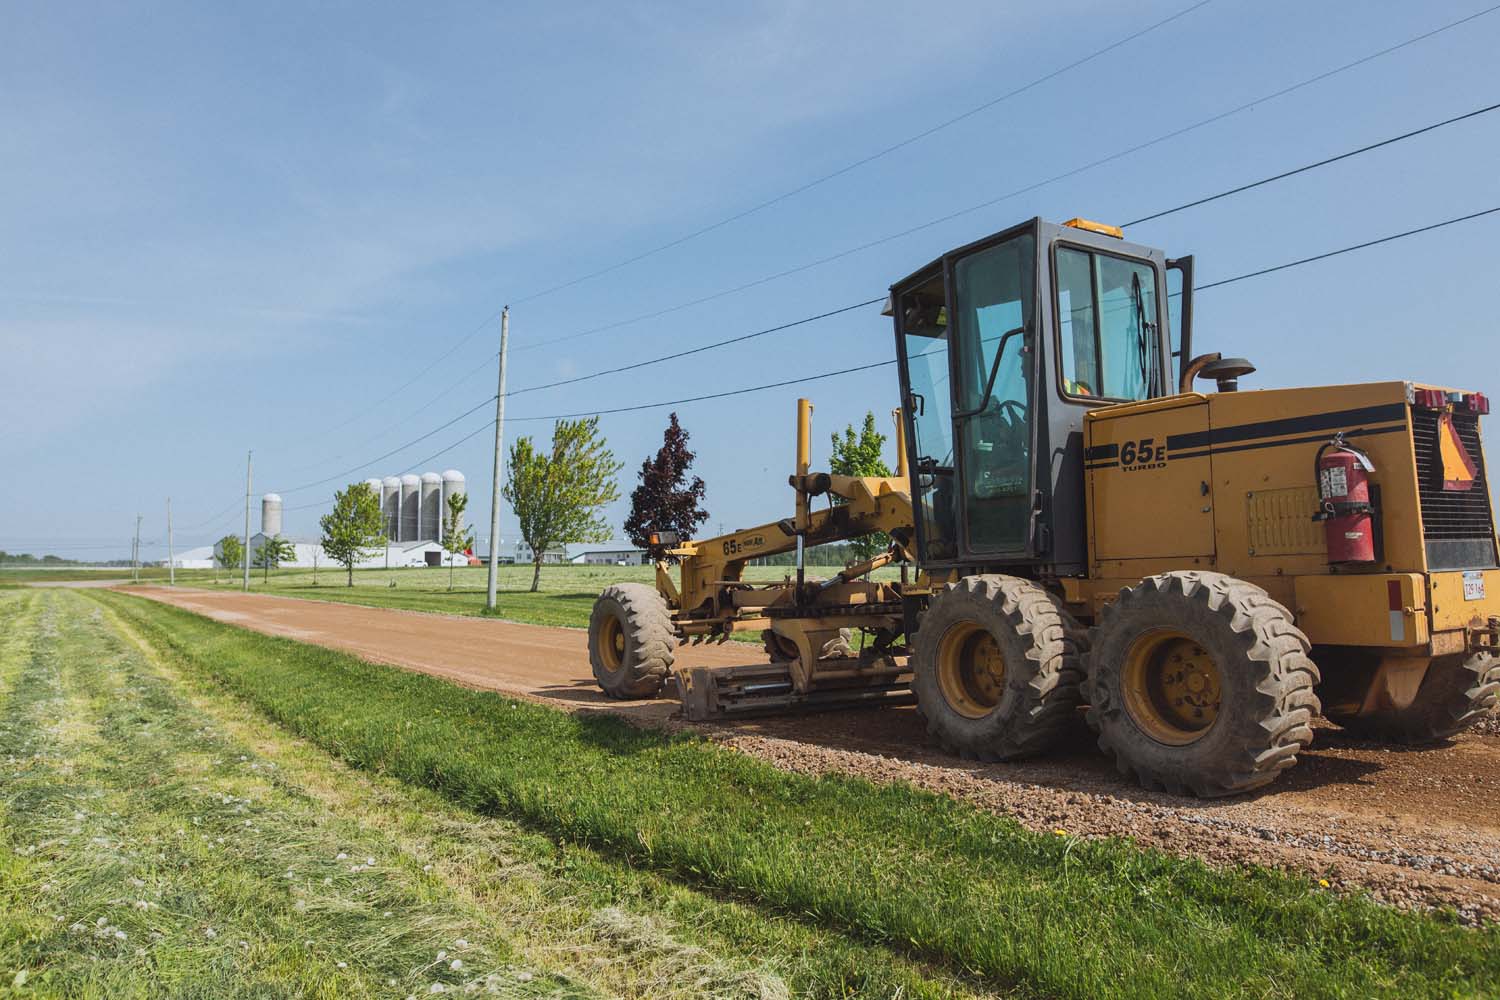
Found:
[485,306,510,611]
[166,497,175,586]
[132,514,142,582]
[243,451,253,593]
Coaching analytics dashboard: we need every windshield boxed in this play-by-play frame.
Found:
[1056,246,1161,400]
[952,232,1035,553]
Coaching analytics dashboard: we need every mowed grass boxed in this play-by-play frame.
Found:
[95,589,1500,999]
[0,589,1013,999]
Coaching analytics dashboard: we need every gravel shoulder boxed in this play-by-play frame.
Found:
[128,584,1500,922]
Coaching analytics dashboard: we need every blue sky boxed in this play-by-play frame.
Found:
[4,0,1498,560]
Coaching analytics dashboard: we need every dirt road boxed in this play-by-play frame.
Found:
[127,585,1500,922]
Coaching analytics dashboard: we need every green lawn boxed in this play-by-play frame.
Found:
[0,587,996,999]
[82,588,1500,999]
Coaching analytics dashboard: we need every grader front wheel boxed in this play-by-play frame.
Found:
[589,583,674,699]
[911,575,1084,761]
[1086,572,1321,797]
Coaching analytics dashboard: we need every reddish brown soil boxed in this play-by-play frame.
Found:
[127,585,1500,923]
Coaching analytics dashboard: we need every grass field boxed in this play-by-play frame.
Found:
[0,587,998,999]
[32,587,1496,998]
[121,563,876,635]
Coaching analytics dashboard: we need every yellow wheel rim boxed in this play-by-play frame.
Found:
[599,615,626,672]
[935,622,1007,719]
[1122,629,1222,745]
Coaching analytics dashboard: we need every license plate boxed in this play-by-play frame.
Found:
[1463,571,1486,601]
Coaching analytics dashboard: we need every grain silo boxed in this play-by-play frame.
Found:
[363,477,383,502]
[400,474,420,542]
[381,476,401,540]
[420,472,442,541]
[440,470,466,531]
[261,493,283,536]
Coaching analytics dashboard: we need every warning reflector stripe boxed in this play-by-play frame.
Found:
[1387,579,1405,642]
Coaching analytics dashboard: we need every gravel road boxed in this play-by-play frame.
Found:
[126,584,1500,922]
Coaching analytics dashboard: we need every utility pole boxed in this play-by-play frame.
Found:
[166,497,175,586]
[132,514,142,583]
[485,306,510,611]
[243,450,253,593]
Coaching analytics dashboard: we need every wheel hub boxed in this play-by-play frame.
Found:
[1122,630,1222,745]
[598,615,626,672]
[936,622,1007,719]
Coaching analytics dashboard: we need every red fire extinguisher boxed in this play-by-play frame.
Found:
[1313,434,1377,564]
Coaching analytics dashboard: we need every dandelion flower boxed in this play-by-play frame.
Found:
[383,911,392,918]
[516,972,533,983]
[1319,878,1330,888]
[436,950,447,961]
[449,959,462,971]
[96,917,108,928]
[337,961,347,969]
[336,853,348,861]
[204,928,217,939]
[114,930,127,940]
[455,938,468,948]
[1053,829,1067,836]
[365,857,374,866]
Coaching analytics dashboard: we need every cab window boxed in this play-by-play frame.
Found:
[1055,246,1161,401]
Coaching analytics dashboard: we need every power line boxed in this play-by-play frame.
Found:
[274,394,498,495]
[499,203,1500,424]
[508,0,1217,307]
[245,201,1500,521]
[506,298,886,399]
[1195,205,1500,291]
[510,5,1500,355]
[1123,100,1500,226]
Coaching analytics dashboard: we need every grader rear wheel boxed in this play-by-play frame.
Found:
[1086,571,1320,797]
[911,575,1084,761]
[1329,651,1500,743]
[589,583,674,699]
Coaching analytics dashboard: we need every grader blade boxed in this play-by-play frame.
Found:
[677,663,914,722]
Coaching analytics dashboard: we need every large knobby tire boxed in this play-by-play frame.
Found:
[1086,571,1320,797]
[589,583,674,699]
[1332,651,1500,743]
[911,575,1084,762]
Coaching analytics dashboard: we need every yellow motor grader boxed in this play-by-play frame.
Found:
[588,216,1500,796]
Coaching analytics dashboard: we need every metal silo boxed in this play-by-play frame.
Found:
[261,493,283,537]
[381,476,401,540]
[441,470,467,548]
[420,472,442,541]
[363,477,383,503]
[400,474,420,542]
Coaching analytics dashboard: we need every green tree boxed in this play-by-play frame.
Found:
[441,491,474,592]
[216,535,243,578]
[504,417,622,592]
[830,412,892,561]
[253,535,296,582]
[319,482,385,587]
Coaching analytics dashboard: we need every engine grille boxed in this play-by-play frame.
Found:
[1410,406,1497,569]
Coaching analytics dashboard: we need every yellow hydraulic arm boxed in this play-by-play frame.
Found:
[657,400,915,625]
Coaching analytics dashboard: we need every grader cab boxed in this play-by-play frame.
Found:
[588,216,1500,797]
